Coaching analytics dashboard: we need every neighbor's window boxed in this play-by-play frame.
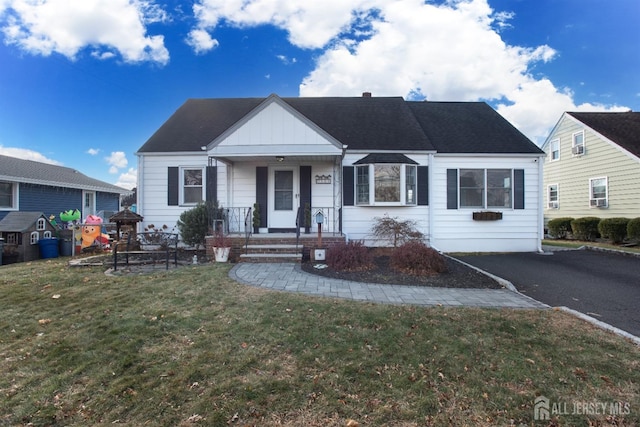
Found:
[460,169,513,209]
[0,182,16,209]
[547,184,559,209]
[356,164,417,206]
[182,168,204,205]
[572,131,585,155]
[549,139,560,161]
[590,177,608,207]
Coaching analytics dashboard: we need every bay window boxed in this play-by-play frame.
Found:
[356,164,418,206]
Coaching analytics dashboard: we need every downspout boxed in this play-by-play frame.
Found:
[537,155,545,253]
[136,153,143,233]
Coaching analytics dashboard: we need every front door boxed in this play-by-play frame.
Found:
[269,168,298,230]
[83,191,96,219]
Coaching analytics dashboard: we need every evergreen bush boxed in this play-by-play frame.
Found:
[627,217,640,242]
[598,218,630,244]
[547,217,574,239]
[570,217,601,242]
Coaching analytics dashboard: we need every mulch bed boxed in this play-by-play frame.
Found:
[301,252,502,289]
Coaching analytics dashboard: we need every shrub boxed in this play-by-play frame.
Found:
[177,201,221,249]
[325,240,374,272]
[371,214,424,247]
[570,217,601,241]
[627,218,640,242]
[390,241,448,276]
[598,218,630,244]
[547,217,574,239]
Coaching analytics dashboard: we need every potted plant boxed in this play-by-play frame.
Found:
[212,230,231,262]
[252,203,260,234]
[304,203,311,234]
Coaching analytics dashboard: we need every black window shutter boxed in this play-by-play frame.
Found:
[168,167,179,206]
[343,166,354,206]
[206,166,217,204]
[417,166,428,206]
[514,169,525,209]
[446,169,458,209]
[256,167,268,227]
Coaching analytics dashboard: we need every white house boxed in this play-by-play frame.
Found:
[136,94,545,253]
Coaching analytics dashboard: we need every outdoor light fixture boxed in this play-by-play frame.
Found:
[276,156,285,162]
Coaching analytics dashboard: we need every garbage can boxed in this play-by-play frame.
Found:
[38,238,59,259]
[0,238,4,266]
[59,239,73,256]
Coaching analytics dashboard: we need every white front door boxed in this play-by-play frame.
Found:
[269,168,298,229]
[83,191,96,219]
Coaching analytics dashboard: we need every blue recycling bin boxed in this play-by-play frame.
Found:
[38,238,59,259]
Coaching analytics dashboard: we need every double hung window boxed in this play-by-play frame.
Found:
[459,169,512,209]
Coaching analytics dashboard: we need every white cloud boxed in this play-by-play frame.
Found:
[105,151,128,174]
[185,28,219,54]
[0,0,170,64]
[189,0,628,144]
[86,148,100,155]
[276,54,296,65]
[0,145,62,165]
[114,167,137,190]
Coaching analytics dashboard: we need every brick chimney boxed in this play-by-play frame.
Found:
[362,92,372,97]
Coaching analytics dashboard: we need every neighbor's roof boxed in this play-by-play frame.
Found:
[568,111,640,158]
[137,95,543,155]
[0,155,128,194]
[0,211,49,232]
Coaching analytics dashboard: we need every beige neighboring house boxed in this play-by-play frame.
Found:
[542,111,640,224]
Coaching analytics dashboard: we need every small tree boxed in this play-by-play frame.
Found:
[371,214,424,247]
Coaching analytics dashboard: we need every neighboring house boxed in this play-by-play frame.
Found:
[542,112,640,223]
[136,94,545,253]
[0,154,128,223]
[0,211,56,262]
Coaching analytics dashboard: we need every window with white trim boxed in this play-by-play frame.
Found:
[43,231,52,238]
[589,177,608,208]
[547,184,559,209]
[0,182,17,209]
[355,164,417,206]
[549,139,560,161]
[459,169,513,209]
[30,231,39,245]
[572,131,585,156]
[181,167,204,205]
[37,218,46,231]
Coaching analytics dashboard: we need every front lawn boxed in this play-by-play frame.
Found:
[1,259,638,426]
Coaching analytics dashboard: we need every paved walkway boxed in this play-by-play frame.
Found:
[229,263,548,309]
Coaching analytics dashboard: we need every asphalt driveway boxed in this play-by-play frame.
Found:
[456,248,640,337]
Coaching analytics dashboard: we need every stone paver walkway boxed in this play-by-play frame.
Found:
[230,263,548,309]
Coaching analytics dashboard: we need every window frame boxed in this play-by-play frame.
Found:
[180,166,205,206]
[572,131,585,156]
[549,139,560,161]
[0,181,18,210]
[547,184,559,209]
[30,231,39,245]
[458,168,514,210]
[37,218,46,231]
[355,163,418,206]
[589,176,608,208]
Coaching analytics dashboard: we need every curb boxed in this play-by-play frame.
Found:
[557,306,640,346]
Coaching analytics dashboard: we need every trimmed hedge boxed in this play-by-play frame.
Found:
[598,218,630,244]
[547,217,574,239]
[570,217,601,241]
[627,218,640,242]
[325,240,373,272]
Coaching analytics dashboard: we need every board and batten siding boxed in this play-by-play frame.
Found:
[544,115,640,222]
[138,154,227,231]
[430,156,542,253]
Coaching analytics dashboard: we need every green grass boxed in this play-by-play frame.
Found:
[1,258,639,426]
[543,239,640,254]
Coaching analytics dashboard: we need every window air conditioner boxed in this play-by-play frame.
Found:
[572,145,585,155]
[590,198,607,207]
[548,201,559,209]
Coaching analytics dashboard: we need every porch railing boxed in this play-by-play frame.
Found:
[217,206,341,235]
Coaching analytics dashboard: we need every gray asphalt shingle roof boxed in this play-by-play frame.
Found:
[568,111,640,158]
[137,95,543,155]
[0,155,127,194]
[0,211,49,232]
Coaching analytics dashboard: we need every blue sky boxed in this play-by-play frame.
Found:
[0,0,638,190]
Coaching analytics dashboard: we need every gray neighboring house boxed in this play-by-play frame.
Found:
[0,154,128,223]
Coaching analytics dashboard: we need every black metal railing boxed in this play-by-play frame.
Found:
[244,206,252,254]
[295,206,301,249]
